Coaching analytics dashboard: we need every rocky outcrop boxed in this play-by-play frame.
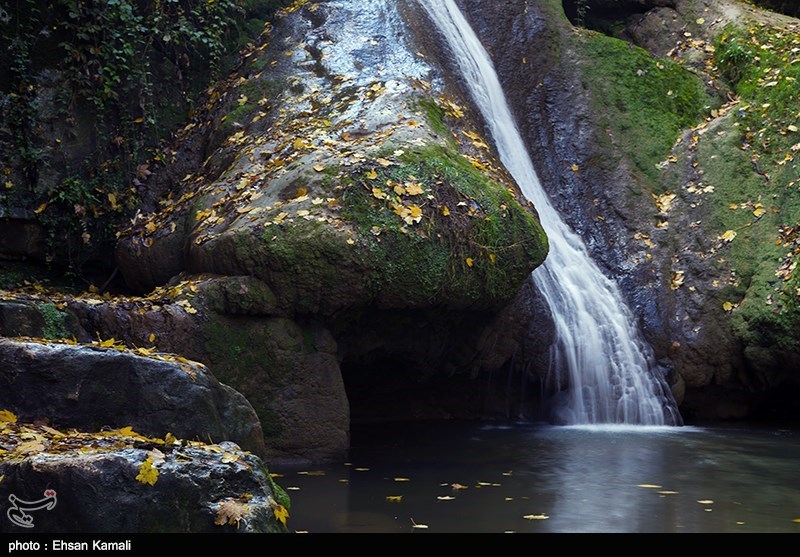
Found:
[0,434,288,533]
[460,0,800,421]
[104,0,550,458]
[0,339,266,459]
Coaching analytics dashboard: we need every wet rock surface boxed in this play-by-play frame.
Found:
[0,432,287,534]
[0,339,266,459]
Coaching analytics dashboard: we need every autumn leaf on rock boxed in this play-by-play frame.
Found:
[16,440,45,455]
[271,503,289,527]
[0,410,17,424]
[215,499,250,528]
[405,182,424,196]
[136,457,159,486]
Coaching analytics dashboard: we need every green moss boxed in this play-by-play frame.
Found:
[203,314,286,439]
[578,30,716,189]
[706,23,800,360]
[340,143,548,305]
[38,302,73,340]
[417,98,449,137]
[222,77,283,132]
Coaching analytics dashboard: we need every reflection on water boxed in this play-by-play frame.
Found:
[272,422,800,533]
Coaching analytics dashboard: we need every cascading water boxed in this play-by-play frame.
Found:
[418,0,681,426]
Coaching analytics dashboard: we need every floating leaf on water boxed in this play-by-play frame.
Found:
[410,518,428,529]
[394,477,411,482]
[523,514,549,520]
[286,486,301,491]
[437,496,455,501]
[354,467,370,472]
[658,490,679,495]
[386,495,403,502]
[697,500,714,505]
[636,484,663,489]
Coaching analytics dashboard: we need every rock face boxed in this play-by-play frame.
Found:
[460,0,800,421]
[0,339,266,459]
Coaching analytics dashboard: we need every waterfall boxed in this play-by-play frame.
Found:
[418,0,681,426]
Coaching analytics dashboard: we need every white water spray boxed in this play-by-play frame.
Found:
[418,0,681,425]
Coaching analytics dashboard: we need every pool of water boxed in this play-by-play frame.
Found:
[271,421,800,533]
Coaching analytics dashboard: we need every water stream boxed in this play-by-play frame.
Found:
[417,0,681,426]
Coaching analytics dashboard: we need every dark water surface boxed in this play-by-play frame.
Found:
[272,421,800,533]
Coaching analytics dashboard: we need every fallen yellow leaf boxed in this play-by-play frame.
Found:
[215,499,249,528]
[136,458,159,486]
[272,503,289,527]
[0,410,17,424]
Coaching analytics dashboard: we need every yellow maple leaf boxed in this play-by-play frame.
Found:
[571,164,580,172]
[372,188,387,200]
[34,202,47,214]
[720,230,737,242]
[465,257,474,268]
[405,182,424,196]
[722,301,735,312]
[272,504,289,527]
[145,221,157,233]
[148,333,155,343]
[753,207,766,218]
[16,440,44,455]
[365,169,378,180]
[441,206,450,216]
[376,158,392,167]
[313,164,326,172]
[136,458,159,486]
[0,410,17,424]
[215,499,250,528]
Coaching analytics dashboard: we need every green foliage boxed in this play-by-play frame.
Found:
[0,0,288,279]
